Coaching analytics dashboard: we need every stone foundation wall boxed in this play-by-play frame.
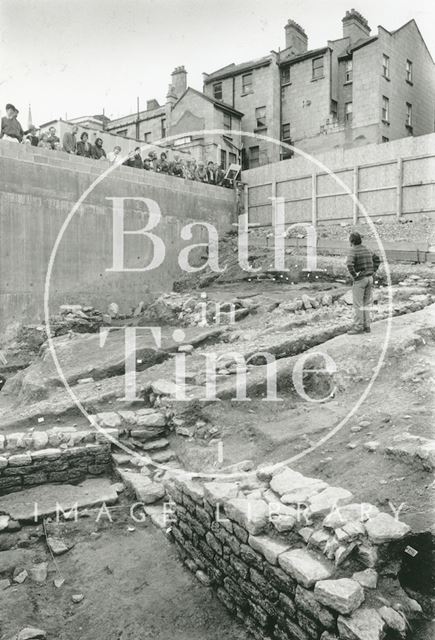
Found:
[0,442,111,495]
[0,407,172,496]
[164,467,416,640]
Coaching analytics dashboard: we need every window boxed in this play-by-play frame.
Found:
[345,101,353,123]
[406,59,413,83]
[213,82,223,100]
[281,123,291,141]
[223,112,232,131]
[161,118,166,138]
[345,59,353,83]
[242,73,253,94]
[312,57,324,79]
[382,96,389,123]
[117,129,127,136]
[220,149,227,170]
[255,106,267,129]
[144,132,152,142]
[281,67,291,85]
[382,136,389,143]
[406,102,412,128]
[331,100,338,120]
[281,86,287,101]
[249,145,260,168]
[229,152,237,165]
[382,54,390,79]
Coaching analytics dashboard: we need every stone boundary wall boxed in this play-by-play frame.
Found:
[0,442,111,495]
[164,467,417,640]
[243,133,435,226]
[0,407,172,496]
[0,140,235,333]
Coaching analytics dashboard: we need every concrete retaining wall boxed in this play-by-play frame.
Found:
[0,141,235,333]
[243,133,435,227]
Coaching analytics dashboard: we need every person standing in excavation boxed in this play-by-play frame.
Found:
[346,232,380,334]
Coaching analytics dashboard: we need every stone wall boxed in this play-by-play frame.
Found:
[0,407,172,496]
[0,441,111,495]
[164,467,417,640]
[0,140,235,333]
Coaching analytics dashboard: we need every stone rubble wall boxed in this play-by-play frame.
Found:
[164,466,416,640]
[0,442,112,495]
[0,407,172,496]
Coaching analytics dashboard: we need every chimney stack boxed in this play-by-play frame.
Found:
[284,20,308,54]
[342,9,371,44]
[171,65,187,98]
[146,99,160,111]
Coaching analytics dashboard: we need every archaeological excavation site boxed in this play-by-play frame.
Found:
[1,100,435,640]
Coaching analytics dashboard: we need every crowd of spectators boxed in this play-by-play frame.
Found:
[122,148,230,186]
[0,103,237,187]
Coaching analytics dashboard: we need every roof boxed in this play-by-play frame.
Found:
[387,19,434,65]
[174,87,244,117]
[279,46,329,66]
[106,105,166,130]
[204,55,272,83]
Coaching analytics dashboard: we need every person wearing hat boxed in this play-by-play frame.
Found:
[0,104,24,143]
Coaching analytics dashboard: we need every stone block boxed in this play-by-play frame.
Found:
[204,481,239,506]
[182,480,205,503]
[297,609,321,640]
[314,578,365,615]
[337,607,385,640]
[248,534,291,565]
[295,585,336,630]
[264,563,297,597]
[230,556,249,579]
[307,487,353,517]
[8,453,32,467]
[225,498,269,535]
[323,503,379,529]
[232,521,249,543]
[23,472,48,486]
[32,431,49,450]
[250,567,279,601]
[31,448,62,462]
[364,513,410,543]
[285,618,310,640]
[278,549,334,588]
[352,568,378,589]
[270,467,327,500]
[240,543,264,569]
[378,606,407,638]
[0,456,8,469]
[205,531,223,556]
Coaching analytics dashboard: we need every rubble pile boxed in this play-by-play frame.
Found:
[163,466,422,640]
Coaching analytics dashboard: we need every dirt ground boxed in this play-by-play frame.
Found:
[0,510,250,640]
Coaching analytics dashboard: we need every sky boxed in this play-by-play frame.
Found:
[1,0,434,126]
